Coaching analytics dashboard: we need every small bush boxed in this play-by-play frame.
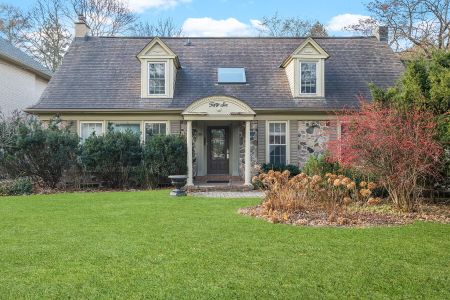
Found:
[260,163,300,177]
[303,154,385,198]
[81,130,143,188]
[143,135,187,188]
[302,154,340,176]
[0,178,33,196]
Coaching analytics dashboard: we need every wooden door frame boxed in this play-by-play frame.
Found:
[207,126,230,175]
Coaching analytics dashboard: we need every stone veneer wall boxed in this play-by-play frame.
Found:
[239,121,258,177]
[297,120,338,167]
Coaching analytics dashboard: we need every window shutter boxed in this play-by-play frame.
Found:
[289,120,298,166]
[257,120,266,164]
[170,121,181,135]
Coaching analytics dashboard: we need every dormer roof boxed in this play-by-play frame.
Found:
[281,37,330,67]
[137,37,181,69]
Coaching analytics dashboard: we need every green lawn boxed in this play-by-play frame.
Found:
[0,191,449,299]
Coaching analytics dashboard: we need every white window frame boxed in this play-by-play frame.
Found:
[266,121,290,165]
[108,121,142,135]
[143,121,170,142]
[147,61,168,97]
[299,61,318,95]
[295,59,324,98]
[79,121,104,142]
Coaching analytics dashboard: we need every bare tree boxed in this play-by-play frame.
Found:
[0,4,30,46]
[346,0,450,55]
[130,18,183,37]
[69,0,137,36]
[344,18,379,36]
[22,0,71,72]
[257,12,328,37]
[310,21,328,37]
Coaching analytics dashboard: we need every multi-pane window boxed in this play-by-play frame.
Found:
[145,122,167,141]
[268,122,287,165]
[109,122,141,135]
[80,122,103,142]
[300,62,317,94]
[148,62,166,95]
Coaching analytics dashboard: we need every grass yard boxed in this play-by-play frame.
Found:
[0,191,449,299]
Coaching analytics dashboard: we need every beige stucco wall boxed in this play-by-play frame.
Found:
[0,58,49,115]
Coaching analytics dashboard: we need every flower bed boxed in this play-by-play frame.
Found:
[239,203,450,227]
[241,170,450,227]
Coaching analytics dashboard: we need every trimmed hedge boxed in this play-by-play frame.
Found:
[0,115,79,188]
[81,129,143,188]
[144,134,187,188]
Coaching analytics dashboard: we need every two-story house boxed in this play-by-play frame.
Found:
[26,18,404,188]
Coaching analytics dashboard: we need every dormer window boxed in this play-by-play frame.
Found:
[281,37,329,98]
[218,68,246,83]
[300,62,317,94]
[137,37,180,99]
[148,62,166,95]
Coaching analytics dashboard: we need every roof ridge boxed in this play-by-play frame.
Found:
[93,36,377,40]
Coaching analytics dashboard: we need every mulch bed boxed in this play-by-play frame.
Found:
[239,203,450,227]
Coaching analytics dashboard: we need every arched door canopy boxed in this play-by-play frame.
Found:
[182,96,255,120]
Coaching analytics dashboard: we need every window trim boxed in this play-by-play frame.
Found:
[79,121,105,142]
[266,121,290,165]
[147,61,168,97]
[143,121,170,142]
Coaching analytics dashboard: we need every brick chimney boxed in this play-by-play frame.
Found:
[374,26,388,42]
[75,15,90,38]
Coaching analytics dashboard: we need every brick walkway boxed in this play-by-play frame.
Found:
[190,191,265,198]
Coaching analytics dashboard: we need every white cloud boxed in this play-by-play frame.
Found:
[182,17,260,37]
[250,19,266,32]
[326,13,371,32]
[127,0,191,12]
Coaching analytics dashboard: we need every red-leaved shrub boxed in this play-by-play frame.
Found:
[328,99,442,211]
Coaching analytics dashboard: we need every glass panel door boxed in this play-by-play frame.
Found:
[207,127,229,174]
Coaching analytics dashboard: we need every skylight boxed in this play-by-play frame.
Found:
[217,68,246,83]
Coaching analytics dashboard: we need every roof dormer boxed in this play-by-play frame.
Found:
[281,37,329,98]
[137,37,180,99]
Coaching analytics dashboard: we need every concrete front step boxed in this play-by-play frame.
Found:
[195,175,243,183]
[186,183,253,193]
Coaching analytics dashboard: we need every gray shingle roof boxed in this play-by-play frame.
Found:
[30,36,404,111]
[0,38,52,79]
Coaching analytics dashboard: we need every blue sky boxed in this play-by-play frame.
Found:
[4,0,372,36]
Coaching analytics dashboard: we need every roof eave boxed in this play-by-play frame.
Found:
[24,107,184,114]
[0,53,52,80]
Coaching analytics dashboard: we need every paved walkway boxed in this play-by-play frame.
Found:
[190,191,265,198]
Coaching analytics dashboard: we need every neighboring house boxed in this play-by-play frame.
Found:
[26,19,404,187]
[0,38,52,115]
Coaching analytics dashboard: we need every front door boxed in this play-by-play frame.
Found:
[207,127,229,175]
